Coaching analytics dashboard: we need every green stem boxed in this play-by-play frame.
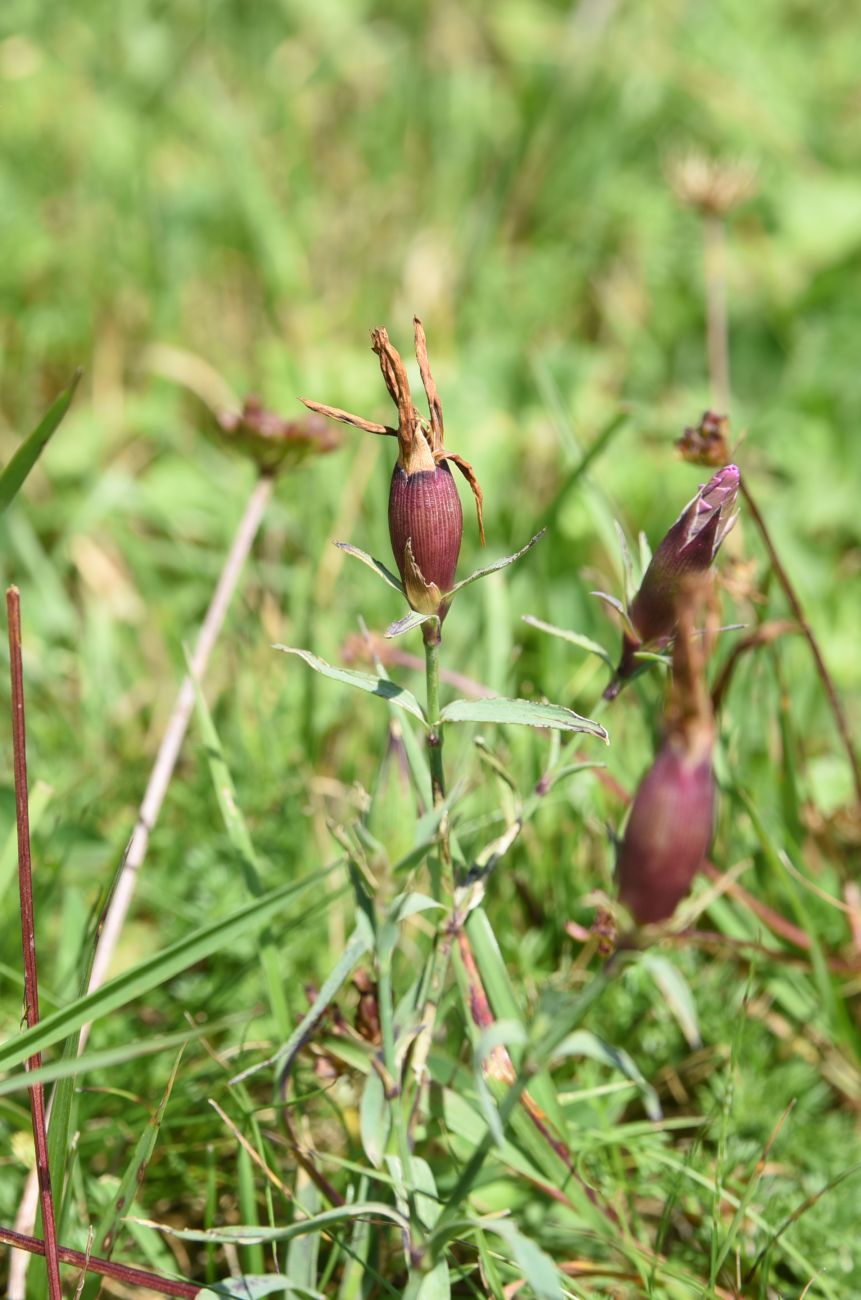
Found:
[424,635,445,806]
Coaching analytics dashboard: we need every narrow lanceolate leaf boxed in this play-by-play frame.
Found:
[444,529,545,596]
[133,1202,410,1245]
[551,1029,662,1121]
[641,955,702,1049]
[359,1069,391,1169]
[197,1277,324,1298]
[590,589,637,640]
[90,1049,184,1270]
[276,647,427,724]
[522,616,613,669]
[256,928,370,1089]
[0,369,81,511]
[0,866,340,1072]
[440,696,608,741]
[481,1220,563,1300]
[385,610,437,639]
[0,1018,235,1097]
[334,541,405,594]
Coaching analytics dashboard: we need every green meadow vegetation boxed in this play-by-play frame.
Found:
[1,1,860,1296]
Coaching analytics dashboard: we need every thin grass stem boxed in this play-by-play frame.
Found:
[6,587,63,1300]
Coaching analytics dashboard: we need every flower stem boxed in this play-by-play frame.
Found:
[424,636,445,806]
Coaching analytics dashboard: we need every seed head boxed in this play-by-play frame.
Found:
[215,397,339,473]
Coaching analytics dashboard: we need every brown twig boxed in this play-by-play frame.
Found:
[710,618,799,715]
[0,1226,197,1298]
[694,184,861,807]
[740,478,861,805]
[7,587,63,1300]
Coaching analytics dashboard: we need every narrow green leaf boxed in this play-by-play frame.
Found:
[440,696,608,741]
[359,1069,390,1169]
[552,1029,661,1120]
[198,1277,324,1298]
[641,954,702,1049]
[522,615,613,669]
[385,610,437,639]
[590,588,636,638]
[445,530,545,597]
[466,908,567,1135]
[484,1220,563,1300]
[334,542,404,594]
[276,647,427,724]
[254,929,370,1089]
[0,1018,235,1097]
[0,866,340,1072]
[134,1202,410,1244]
[415,1259,450,1300]
[0,370,81,511]
[89,1049,183,1279]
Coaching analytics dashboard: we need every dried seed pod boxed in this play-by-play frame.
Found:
[215,397,339,473]
[303,320,484,641]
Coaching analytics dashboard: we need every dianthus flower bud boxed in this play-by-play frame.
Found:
[616,732,715,925]
[617,580,716,925]
[607,464,739,695]
[303,320,484,641]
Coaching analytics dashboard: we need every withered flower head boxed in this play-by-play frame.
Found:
[667,152,758,218]
[617,579,716,926]
[676,410,732,467]
[606,464,739,696]
[303,320,484,641]
[216,396,340,474]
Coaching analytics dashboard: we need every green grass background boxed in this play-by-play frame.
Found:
[1,0,860,1295]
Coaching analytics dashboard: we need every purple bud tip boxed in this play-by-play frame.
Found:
[691,464,740,541]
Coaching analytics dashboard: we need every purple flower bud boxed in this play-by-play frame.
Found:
[616,733,715,925]
[608,465,739,692]
[388,462,463,621]
[303,321,484,644]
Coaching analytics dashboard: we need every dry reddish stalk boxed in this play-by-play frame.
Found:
[6,586,63,1300]
[0,1226,197,1298]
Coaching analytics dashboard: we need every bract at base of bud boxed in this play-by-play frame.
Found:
[617,738,715,925]
[389,462,463,621]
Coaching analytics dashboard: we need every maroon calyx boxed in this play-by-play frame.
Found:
[388,462,463,620]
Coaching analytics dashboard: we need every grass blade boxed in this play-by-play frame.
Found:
[0,371,81,512]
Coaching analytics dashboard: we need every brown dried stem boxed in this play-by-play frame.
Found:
[696,199,861,807]
[710,618,799,715]
[6,587,63,1300]
[740,478,861,805]
[0,1226,197,1298]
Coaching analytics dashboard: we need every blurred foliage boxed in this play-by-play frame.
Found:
[1,0,860,1295]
